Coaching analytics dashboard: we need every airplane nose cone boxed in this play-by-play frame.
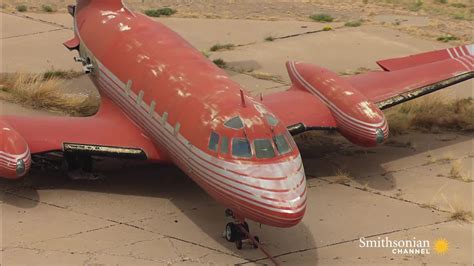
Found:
[253,155,307,228]
[0,121,31,179]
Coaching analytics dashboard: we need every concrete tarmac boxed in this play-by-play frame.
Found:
[0,11,473,266]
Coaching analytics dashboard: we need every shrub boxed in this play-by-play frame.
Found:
[310,13,334,22]
[41,5,54,13]
[345,20,362,27]
[16,5,27,12]
[213,59,226,68]
[437,34,459,42]
[144,7,177,17]
[210,43,235,52]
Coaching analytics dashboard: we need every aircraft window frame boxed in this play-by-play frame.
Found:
[220,136,229,154]
[266,115,279,127]
[273,134,291,155]
[224,116,244,130]
[208,131,219,152]
[232,138,252,158]
[254,139,276,159]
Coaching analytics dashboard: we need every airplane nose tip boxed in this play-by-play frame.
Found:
[268,170,307,228]
[16,159,27,176]
[0,121,31,179]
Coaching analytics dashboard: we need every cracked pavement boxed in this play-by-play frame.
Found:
[1,10,473,266]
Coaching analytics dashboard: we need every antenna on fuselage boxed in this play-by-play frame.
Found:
[240,89,246,108]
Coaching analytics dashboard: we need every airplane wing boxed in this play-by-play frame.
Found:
[347,45,473,109]
[1,95,169,163]
[263,45,473,137]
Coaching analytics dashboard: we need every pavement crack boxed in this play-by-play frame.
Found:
[3,189,67,209]
[2,28,66,40]
[244,219,453,264]
[1,11,72,30]
[276,26,345,40]
[316,176,452,214]
[103,219,248,261]
[26,224,119,246]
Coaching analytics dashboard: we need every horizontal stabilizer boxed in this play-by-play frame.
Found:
[63,37,80,51]
[377,45,473,71]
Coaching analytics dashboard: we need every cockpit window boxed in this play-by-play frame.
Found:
[273,134,291,155]
[266,115,279,127]
[220,136,229,154]
[208,132,219,152]
[224,116,244,129]
[254,139,276,159]
[232,138,252,158]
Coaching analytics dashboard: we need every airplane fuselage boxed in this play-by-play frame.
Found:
[74,1,307,227]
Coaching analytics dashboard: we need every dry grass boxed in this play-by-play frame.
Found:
[209,43,235,52]
[448,160,473,182]
[247,71,284,83]
[333,169,352,184]
[0,73,99,116]
[441,194,474,223]
[339,67,372,76]
[386,96,474,135]
[450,209,474,223]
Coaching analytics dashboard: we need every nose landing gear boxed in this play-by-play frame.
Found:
[223,209,260,250]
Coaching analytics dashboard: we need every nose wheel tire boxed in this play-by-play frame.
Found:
[224,221,260,250]
[225,222,237,242]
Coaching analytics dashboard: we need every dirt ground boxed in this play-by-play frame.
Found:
[0,2,473,266]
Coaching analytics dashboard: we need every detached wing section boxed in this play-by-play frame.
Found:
[1,95,169,163]
[347,45,474,109]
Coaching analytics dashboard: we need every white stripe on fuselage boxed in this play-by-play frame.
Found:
[73,13,306,218]
[96,62,306,214]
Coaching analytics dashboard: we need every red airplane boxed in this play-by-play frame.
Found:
[1,0,473,249]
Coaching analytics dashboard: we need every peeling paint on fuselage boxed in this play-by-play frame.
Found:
[75,2,295,163]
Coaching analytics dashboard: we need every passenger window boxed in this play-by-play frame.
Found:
[220,136,229,154]
[254,139,275,159]
[232,138,252,158]
[224,116,244,129]
[208,132,219,152]
[273,134,291,155]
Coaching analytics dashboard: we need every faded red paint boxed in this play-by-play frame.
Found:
[0,0,472,228]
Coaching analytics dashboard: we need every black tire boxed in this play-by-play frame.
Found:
[235,238,243,250]
[253,236,260,249]
[225,223,237,242]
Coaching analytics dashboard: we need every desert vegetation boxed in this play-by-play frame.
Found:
[144,7,176,17]
[0,73,98,116]
[386,96,474,135]
[209,43,236,52]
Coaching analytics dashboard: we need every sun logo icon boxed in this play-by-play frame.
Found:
[433,239,449,254]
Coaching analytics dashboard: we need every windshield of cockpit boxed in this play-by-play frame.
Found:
[207,115,293,159]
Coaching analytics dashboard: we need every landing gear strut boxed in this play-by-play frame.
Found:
[63,153,104,180]
[223,209,260,250]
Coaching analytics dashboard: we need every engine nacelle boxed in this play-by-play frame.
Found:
[0,120,31,179]
[287,61,389,147]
